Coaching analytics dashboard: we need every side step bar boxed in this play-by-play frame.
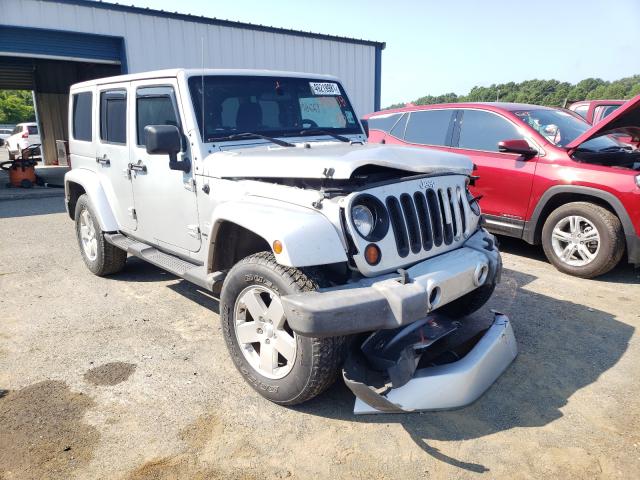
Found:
[104,233,225,291]
[343,312,517,414]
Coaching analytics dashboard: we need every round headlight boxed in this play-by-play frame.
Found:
[352,204,374,238]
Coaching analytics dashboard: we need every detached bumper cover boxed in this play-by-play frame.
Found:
[346,312,517,414]
[281,229,500,337]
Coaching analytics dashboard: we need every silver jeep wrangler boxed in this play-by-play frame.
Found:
[65,69,514,411]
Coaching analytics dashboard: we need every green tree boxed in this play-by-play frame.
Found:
[0,90,35,124]
[384,75,640,110]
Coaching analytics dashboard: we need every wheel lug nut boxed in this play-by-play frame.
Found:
[265,338,270,344]
[257,328,263,334]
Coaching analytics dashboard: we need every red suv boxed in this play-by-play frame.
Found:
[364,98,640,278]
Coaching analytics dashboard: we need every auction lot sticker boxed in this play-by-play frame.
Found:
[310,82,341,95]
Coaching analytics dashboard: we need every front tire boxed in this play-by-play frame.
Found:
[541,202,624,278]
[220,252,345,405]
[7,145,15,160]
[74,194,127,276]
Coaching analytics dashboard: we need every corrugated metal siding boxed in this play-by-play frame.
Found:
[0,0,378,115]
[0,26,122,64]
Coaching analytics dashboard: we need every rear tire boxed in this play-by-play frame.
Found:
[74,194,127,276]
[220,252,346,405]
[541,202,624,278]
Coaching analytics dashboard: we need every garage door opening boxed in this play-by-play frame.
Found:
[0,26,126,164]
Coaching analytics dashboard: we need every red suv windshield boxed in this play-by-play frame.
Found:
[514,109,622,151]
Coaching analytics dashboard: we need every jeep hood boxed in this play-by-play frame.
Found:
[206,143,473,179]
[566,94,640,151]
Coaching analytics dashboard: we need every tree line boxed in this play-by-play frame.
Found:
[385,75,640,110]
[0,90,35,125]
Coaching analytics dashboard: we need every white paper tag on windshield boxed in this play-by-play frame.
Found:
[309,82,341,96]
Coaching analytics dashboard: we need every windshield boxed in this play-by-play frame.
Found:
[188,75,362,142]
[514,109,623,151]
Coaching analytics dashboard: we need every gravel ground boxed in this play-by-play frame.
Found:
[0,196,639,480]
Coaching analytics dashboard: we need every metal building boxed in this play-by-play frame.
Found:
[0,0,385,163]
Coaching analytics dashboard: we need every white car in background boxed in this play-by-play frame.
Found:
[0,128,12,147]
[5,122,41,159]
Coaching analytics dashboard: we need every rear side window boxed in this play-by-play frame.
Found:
[72,92,93,141]
[572,104,589,120]
[458,110,523,152]
[136,87,180,146]
[100,90,127,144]
[368,113,402,133]
[27,125,38,135]
[404,110,454,146]
[390,113,408,138]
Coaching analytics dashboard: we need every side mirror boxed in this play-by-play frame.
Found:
[498,139,538,159]
[144,125,191,173]
[360,118,369,137]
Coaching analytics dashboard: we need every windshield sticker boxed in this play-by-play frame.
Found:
[310,82,341,96]
[345,111,355,124]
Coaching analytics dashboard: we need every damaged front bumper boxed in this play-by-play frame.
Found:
[281,229,500,337]
[344,311,517,414]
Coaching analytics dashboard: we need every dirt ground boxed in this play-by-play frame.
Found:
[0,196,639,480]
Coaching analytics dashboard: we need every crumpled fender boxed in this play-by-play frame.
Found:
[64,168,119,231]
[210,197,348,267]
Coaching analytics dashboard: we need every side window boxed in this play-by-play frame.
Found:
[458,110,523,152]
[100,90,127,144]
[136,87,180,146]
[389,113,408,138]
[404,110,454,146]
[72,92,93,142]
[573,104,589,120]
[27,125,38,135]
[367,113,402,133]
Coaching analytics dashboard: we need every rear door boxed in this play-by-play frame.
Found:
[392,109,455,151]
[451,109,537,236]
[95,83,137,231]
[129,79,200,253]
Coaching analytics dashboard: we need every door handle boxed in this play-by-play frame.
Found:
[96,155,110,166]
[128,162,147,173]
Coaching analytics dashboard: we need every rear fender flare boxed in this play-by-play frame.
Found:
[64,168,119,231]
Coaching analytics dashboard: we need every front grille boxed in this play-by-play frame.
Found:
[387,187,468,257]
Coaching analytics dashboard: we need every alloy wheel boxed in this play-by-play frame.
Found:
[550,215,600,267]
[233,285,297,379]
[79,208,98,261]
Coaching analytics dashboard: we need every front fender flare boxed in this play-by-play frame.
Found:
[210,197,347,267]
[64,169,119,231]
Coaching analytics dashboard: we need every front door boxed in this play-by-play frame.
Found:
[451,109,537,234]
[95,83,137,231]
[129,80,201,253]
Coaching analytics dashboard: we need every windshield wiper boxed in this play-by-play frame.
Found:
[208,132,294,147]
[297,129,351,143]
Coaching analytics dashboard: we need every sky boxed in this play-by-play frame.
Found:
[128,0,640,107]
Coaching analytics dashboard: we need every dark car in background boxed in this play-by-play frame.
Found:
[364,97,640,278]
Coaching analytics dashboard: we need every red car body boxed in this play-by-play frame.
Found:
[364,98,640,270]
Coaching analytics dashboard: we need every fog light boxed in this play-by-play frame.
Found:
[364,244,381,265]
[273,240,283,254]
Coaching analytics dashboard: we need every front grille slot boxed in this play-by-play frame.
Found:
[438,189,454,245]
[413,192,433,251]
[400,193,422,254]
[386,196,409,257]
[426,189,443,246]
